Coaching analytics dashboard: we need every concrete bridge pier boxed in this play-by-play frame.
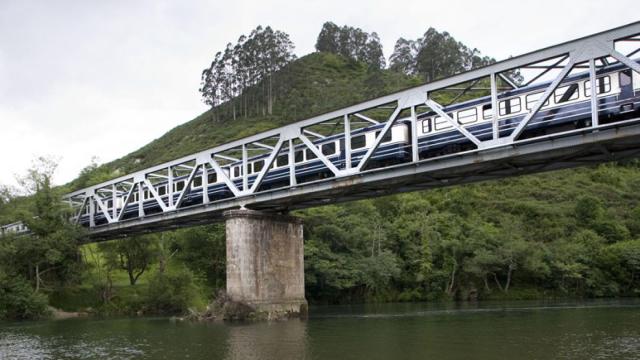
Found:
[224,209,307,320]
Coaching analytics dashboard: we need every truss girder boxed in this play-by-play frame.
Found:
[60,22,640,240]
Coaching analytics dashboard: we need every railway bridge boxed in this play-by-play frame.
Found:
[7,22,640,319]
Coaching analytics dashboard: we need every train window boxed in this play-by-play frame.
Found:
[277,154,289,167]
[295,150,304,163]
[457,108,477,124]
[133,192,139,203]
[174,181,185,192]
[193,176,202,188]
[107,200,113,209]
[253,160,265,173]
[434,116,453,130]
[422,118,432,133]
[499,98,521,116]
[322,142,336,155]
[158,185,167,196]
[374,130,393,143]
[482,104,492,119]
[145,190,151,199]
[208,173,217,184]
[584,76,611,96]
[525,92,550,110]
[351,135,366,149]
[554,83,579,103]
[306,148,318,160]
[232,166,242,178]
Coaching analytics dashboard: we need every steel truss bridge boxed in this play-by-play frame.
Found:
[61,22,640,242]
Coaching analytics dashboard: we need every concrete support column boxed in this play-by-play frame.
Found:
[224,209,307,320]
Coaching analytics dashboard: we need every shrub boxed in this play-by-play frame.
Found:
[144,268,199,314]
[0,271,50,320]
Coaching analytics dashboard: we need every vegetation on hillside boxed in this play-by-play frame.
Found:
[1,22,639,320]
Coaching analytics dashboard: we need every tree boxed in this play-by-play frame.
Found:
[315,22,386,69]
[199,25,296,118]
[389,27,494,81]
[99,235,155,286]
[389,38,419,75]
[13,157,83,292]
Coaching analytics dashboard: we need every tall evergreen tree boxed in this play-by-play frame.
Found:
[389,27,494,82]
[315,22,386,69]
[199,25,295,118]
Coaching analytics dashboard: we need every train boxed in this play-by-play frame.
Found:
[0,222,29,237]
[79,61,640,227]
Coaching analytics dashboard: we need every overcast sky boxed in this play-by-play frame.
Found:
[0,0,638,188]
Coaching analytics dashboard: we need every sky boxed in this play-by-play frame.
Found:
[0,0,638,188]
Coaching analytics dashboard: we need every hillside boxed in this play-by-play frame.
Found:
[58,50,640,304]
[69,52,419,189]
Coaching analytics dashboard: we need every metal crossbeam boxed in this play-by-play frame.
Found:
[44,21,640,241]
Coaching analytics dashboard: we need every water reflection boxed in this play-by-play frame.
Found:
[225,320,308,360]
[1,300,640,359]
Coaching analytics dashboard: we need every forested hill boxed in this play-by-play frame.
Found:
[70,52,418,189]
[63,23,640,304]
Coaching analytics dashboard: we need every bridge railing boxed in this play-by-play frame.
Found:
[62,22,640,233]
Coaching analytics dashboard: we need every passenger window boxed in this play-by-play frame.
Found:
[375,130,392,143]
[434,116,453,131]
[554,83,579,103]
[207,173,217,184]
[107,200,113,209]
[158,185,167,196]
[232,166,242,178]
[306,148,317,160]
[277,154,289,167]
[482,104,492,120]
[193,176,202,188]
[174,181,185,192]
[322,142,336,155]
[584,76,611,96]
[133,193,139,202]
[457,108,477,124]
[422,118,432,133]
[499,98,521,116]
[295,150,304,163]
[144,190,150,200]
[253,160,264,173]
[351,135,366,149]
[526,92,550,110]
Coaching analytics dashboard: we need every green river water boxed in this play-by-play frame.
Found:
[1,299,640,359]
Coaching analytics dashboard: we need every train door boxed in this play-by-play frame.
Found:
[619,69,634,100]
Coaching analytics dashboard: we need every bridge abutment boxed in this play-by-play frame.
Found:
[224,209,307,320]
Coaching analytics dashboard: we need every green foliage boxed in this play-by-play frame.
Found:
[99,235,155,286]
[172,224,226,289]
[0,270,49,320]
[315,21,385,69]
[143,267,199,314]
[390,27,494,81]
[199,25,296,115]
[0,158,83,297]
[9,24,638,311]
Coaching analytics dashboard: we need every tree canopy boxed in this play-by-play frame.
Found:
[199,25,296,119]
[389,27,494,81]
[315,21,385,69]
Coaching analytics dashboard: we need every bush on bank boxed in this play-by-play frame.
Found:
[0,271,50,320]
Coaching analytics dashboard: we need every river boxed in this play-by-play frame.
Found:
[1,299,640,359]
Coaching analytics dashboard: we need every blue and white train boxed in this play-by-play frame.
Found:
[0,222,29,237]
[79,62,640,227]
